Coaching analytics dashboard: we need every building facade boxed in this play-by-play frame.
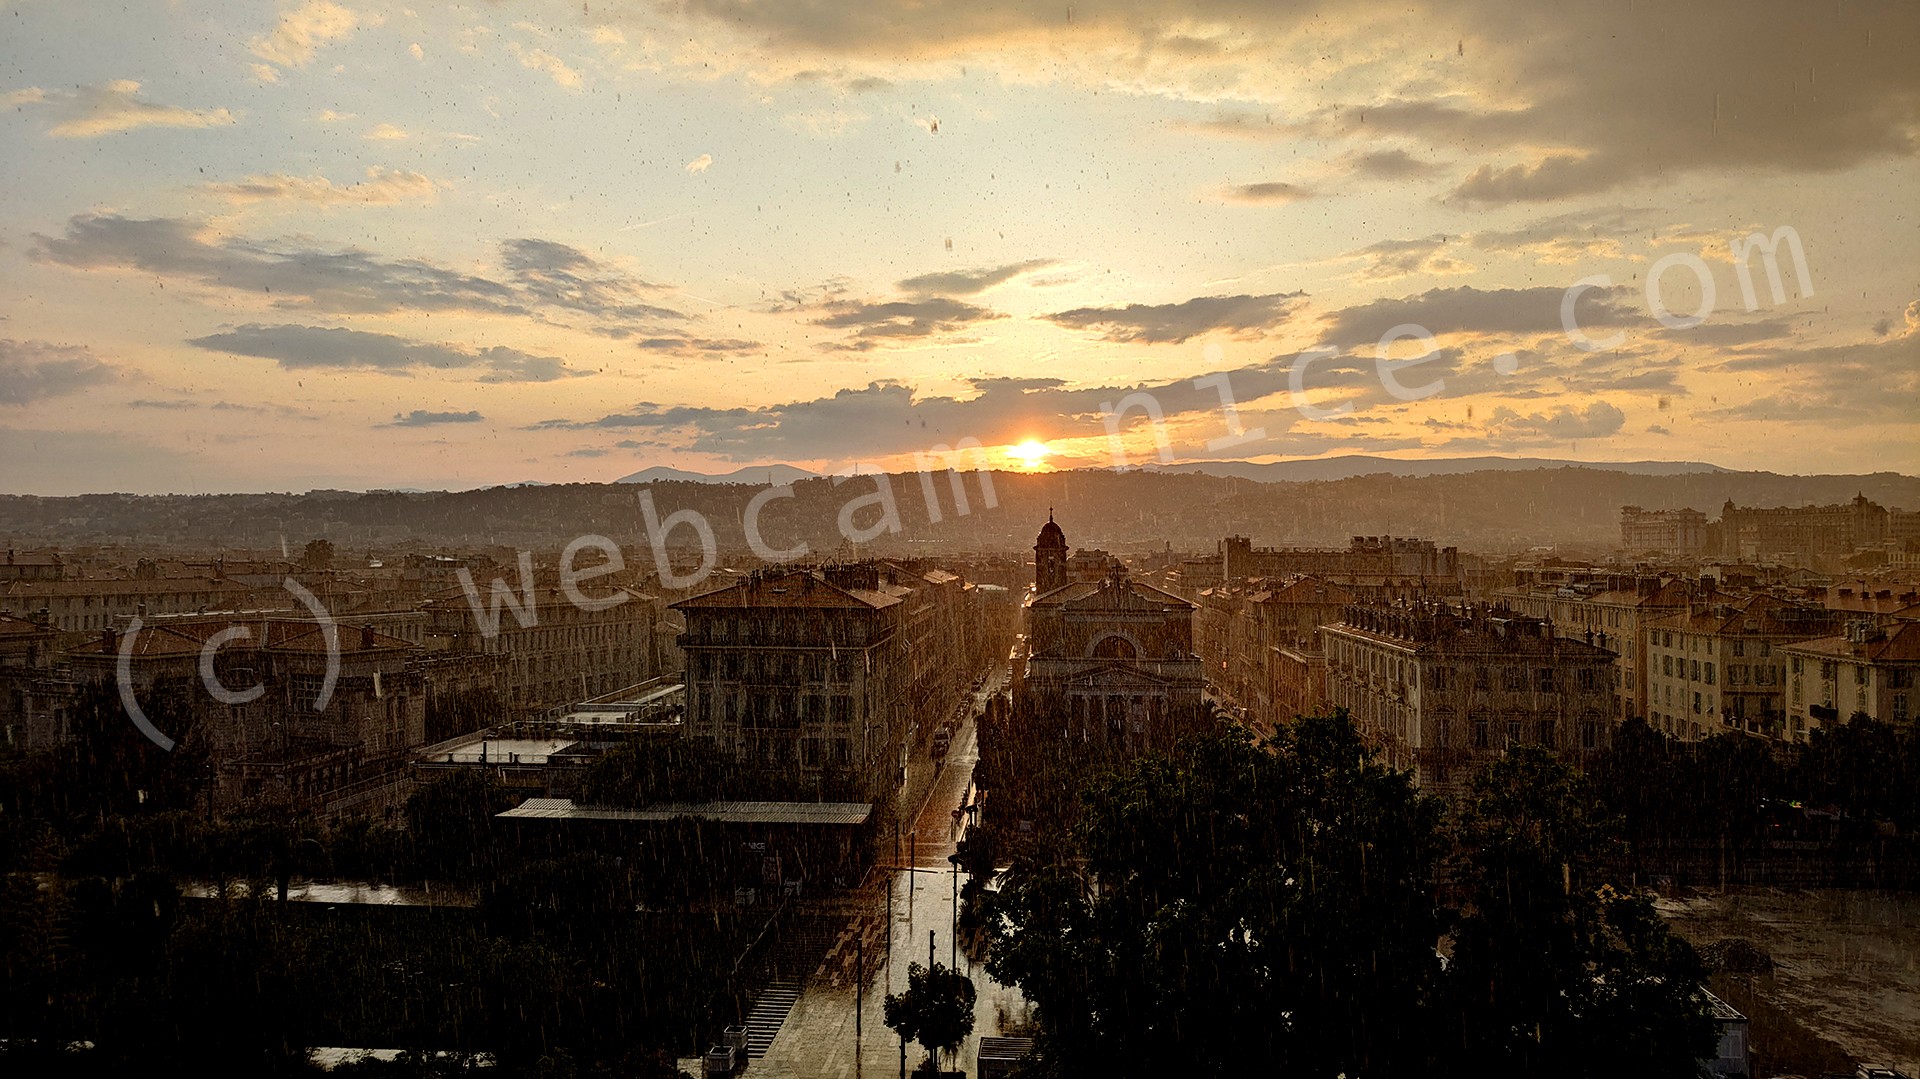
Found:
[1495,577,1701,723]
[423,583,666,718]
[1620,507,1710,555]
[674,563,982,808]
[1782,621,1920,734]
[1323,603,1616,796]
[1643,596,1840,742]
[1718,495,1891,565]
[1022,519,1205,754]
[65,616,425,815]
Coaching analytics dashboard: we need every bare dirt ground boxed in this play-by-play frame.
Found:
[1658,888,1920,1078]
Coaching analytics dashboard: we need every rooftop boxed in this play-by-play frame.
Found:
[422,737,579,766]
[673,568,907,611]
[499,797,873,826]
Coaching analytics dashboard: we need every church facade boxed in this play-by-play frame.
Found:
[1021,514,1207,751]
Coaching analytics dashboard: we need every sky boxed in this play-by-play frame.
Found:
[0,0,1916,494]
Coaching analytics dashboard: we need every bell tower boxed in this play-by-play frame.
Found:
[1035,509,1068,593]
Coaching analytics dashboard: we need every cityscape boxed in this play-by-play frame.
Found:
[3,2,1918,1078]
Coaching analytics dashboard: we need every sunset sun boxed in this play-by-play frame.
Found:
[1007,439,1053,470]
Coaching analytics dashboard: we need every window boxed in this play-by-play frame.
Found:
[1896,694,1910,724]
[1705,663,1715,686]
[1503,666,1527,691]
[1472,715,1490,748]
[1856,665,1867,686]
[1663,655,1673,677]
[1537,718,1556,746]
[1505,716,1523,746]
[1427,666,1451,692]
[1691,659,1701,682]
[1760,642,1771,658]
[1733,639,1745,657]
[1535,668,1555,693]
[1581,717,1599,749]
[1693,691,1702,714]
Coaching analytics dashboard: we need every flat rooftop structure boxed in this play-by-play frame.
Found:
[499,797,873,826]
[422,737,578,766]
[556,682,685,726]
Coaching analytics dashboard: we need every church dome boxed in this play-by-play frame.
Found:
[1036,513,1066,548]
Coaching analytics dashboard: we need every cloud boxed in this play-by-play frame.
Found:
[250,0,362,70]
[714,2,1914,204]
[410,42,424,61]
[32,216,684,332]
[785,109,863,137]
[0,339,119,405]
[202,166,439,206]
[3,87,47,107]
[1349,236,1473,281]
[685,153,713,173]
[526,353,1345,463]
[1345,149,1442,180]
[1452,154,1628,205]
[1486,401,1627,440]
[364,122,409,141]
[189,324,583,383]
[1221,181,1312,204]
[498,237,682,324]
[1701,330,1920,424]
[1042,292,1305,344]
[897,259,1054,296]
[1465,206,1667,264]
[389,409,484,427]
[631,336,764,357]
[813,297,1003,350]
[1320,285,1638,347]
[19,81,237,138]
[508,43,584,89]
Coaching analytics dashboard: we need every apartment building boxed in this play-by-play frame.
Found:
[1324,603,1616,796]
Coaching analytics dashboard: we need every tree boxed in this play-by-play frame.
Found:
[884,961,977,1072]
[405,771,515,880]
[301,538,336,571]
[1441,745,1716,1078]
[987,713,1444,1075]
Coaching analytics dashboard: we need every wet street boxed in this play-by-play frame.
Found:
[745,685,1031,1078]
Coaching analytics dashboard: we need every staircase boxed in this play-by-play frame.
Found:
[740,979,802,1059]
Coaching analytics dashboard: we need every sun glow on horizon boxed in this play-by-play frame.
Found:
[1006,438,1053,471]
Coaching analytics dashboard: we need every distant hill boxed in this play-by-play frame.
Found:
[5,465,1917,554]
[1147,455,1731,483]
[615,464,819,486]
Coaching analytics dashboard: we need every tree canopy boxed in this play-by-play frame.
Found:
[982,712,1718,1077]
